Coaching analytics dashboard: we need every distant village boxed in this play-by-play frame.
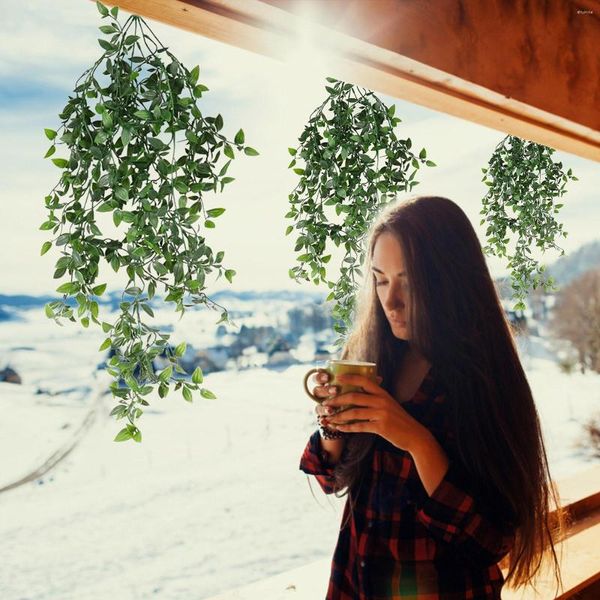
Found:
[3,231,600,386]
[0,285,554,388]
[96,288,545,385]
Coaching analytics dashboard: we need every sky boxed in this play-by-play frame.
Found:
[1,0,598,296]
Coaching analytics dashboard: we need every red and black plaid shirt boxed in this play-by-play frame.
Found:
[299,367,516,599]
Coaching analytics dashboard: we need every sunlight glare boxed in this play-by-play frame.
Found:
[280,4,338,95]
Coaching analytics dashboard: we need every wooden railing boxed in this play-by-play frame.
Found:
[503,464,600,599]
[206,464,600,599]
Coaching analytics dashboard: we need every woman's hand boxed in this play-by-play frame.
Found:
[321,373,429,452]
[307,369,340,422]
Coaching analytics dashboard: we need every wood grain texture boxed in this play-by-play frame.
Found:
[98,0,600,159]
[263,0,600,132]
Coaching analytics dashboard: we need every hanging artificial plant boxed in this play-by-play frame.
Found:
[286,77,435,344]
[480,135,578,310]
[41,2,258,442]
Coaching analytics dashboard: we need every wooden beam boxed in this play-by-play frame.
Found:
[101,0,600,162]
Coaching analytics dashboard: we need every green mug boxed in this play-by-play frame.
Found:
[303,359,378,424]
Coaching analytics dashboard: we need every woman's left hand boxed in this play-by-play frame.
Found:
[321,373,428,452]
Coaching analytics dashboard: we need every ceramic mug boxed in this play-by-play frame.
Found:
[303,359,378,424]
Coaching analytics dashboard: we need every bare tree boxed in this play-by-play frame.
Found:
[550,268,600,374]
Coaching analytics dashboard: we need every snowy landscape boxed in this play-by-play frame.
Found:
[2,2,599,597]
[0,292,599,600]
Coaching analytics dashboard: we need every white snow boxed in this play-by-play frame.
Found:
[0,308,598,599]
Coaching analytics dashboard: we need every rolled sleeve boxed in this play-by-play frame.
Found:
[415,462,516,566]
[299,430,339,494]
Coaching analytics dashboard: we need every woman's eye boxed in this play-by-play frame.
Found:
[375,280,388,287]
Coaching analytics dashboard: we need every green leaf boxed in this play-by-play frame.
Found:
[148,137,166,151]
[132,429,142,443]
[192,84,209,98]
[99,338,111,351]
[175,342,187,357]
[234,129,245,145]
[121,127,132,146]
[207,208,225,218]
[40,241,52,256]
[159,366,173,382]
[182,386,193,402]
[56,282,77,294]
[98,39,116,51]
[115,187,128,202]
[91,283,106,296]
[96,1,109,16]
[44,303,54,318]
[102,112,113,129]
[141,302,154,317]
[109,405,126,418]
[200,388,217,399]
[101,321,113,333]
[244,146,259,156]
[114,427,132,442]
[224,269,236,283]
[52,158,69,168]
[44,146,56,158]
[204,220,215,228]
[44,128,57,140]
[224,145,234,160]
[189,65,200,86]
[192,366,203,384]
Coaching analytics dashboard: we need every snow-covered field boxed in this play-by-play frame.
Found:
[0,308,598,600]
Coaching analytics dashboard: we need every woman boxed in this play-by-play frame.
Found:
[299,195,565,599]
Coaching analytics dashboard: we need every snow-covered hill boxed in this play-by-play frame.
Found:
[0,307,598,600]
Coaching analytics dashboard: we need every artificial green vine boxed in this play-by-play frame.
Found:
[286,77,435,344]
[41,2,258,442]
[480,135,577,309]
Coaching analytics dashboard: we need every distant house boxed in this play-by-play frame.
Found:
[314,342,333,362]
[189,346,230,374]
[267,337,299,367]
[0,366,22,384]
[505,308,528,335]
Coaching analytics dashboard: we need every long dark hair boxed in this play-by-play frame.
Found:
[328,195,565,590]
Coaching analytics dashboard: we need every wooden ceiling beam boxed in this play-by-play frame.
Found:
[101,0,600,162]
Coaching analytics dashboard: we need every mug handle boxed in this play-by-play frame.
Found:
[303,368,322,402]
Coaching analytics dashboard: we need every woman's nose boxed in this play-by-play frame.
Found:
[383,285,405,311]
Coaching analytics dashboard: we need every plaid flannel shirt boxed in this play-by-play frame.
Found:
[299,367,516,600]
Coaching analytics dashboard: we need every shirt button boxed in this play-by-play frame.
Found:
[367,521,373,528]
[360,560,366,567]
